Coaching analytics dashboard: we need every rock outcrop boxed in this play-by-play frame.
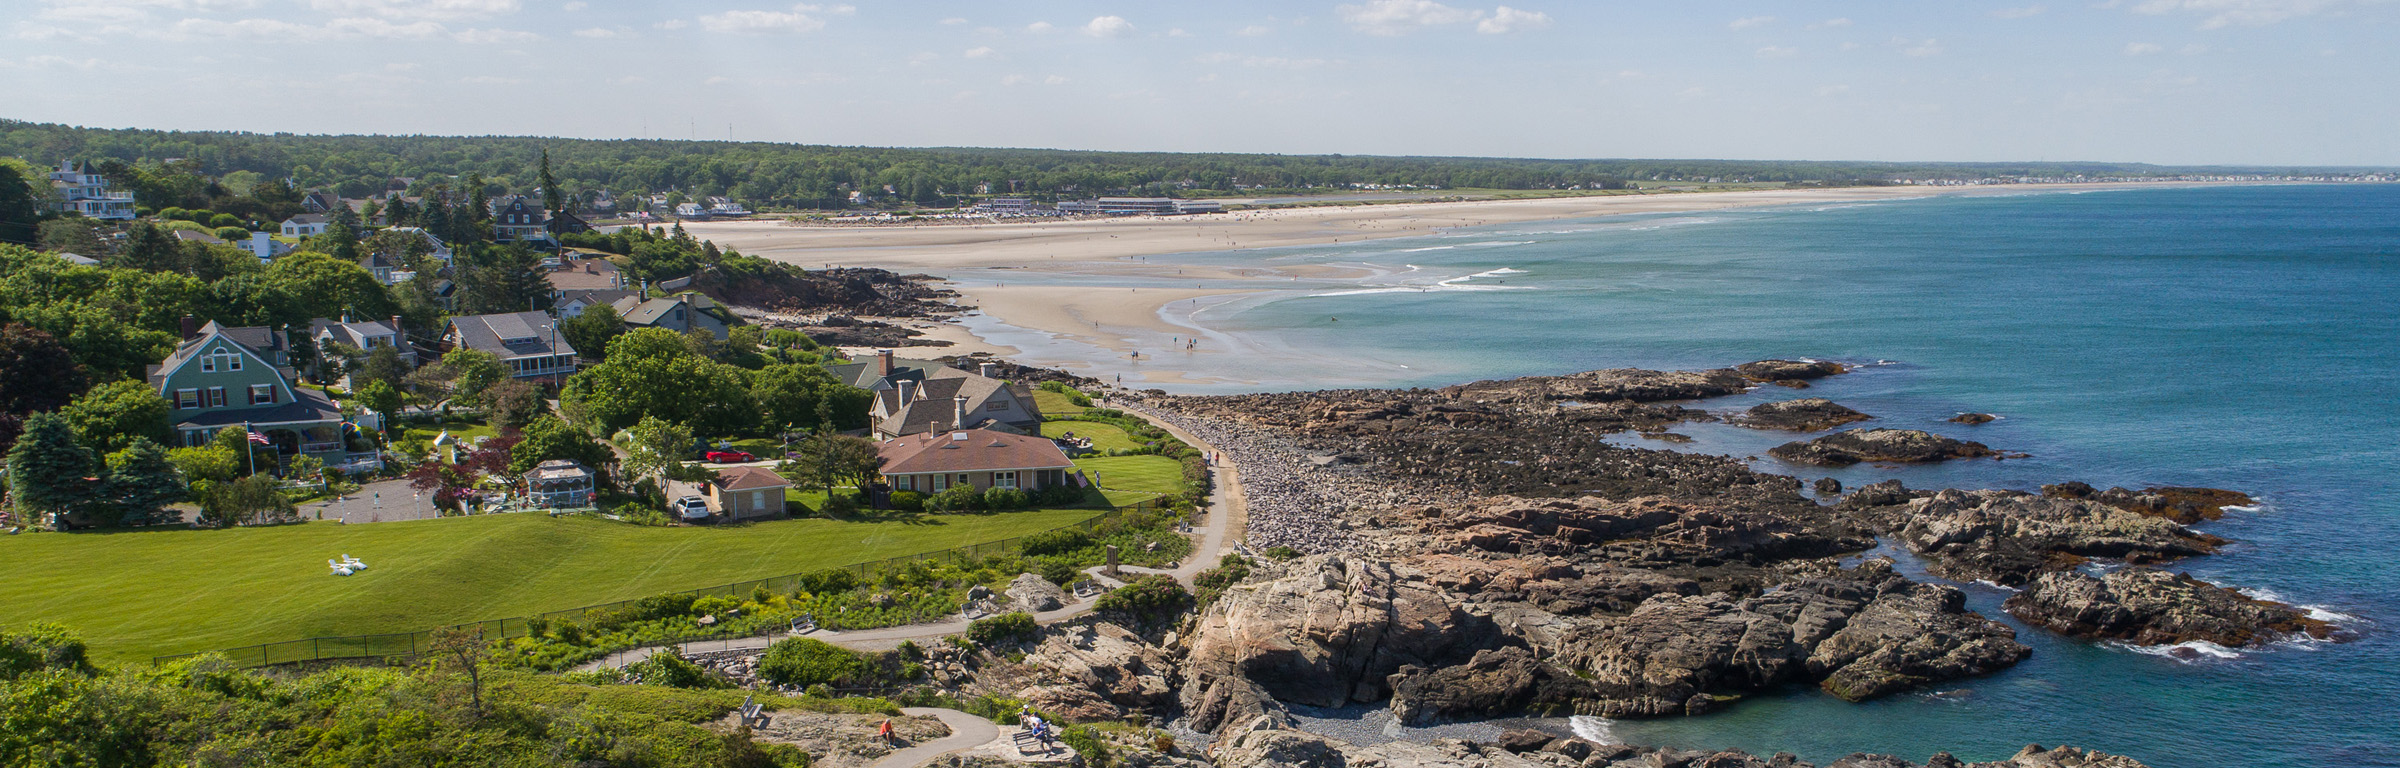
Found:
[1553,561,2028,715]
[1212,727,2158,768]
[1737,359,1848,383]
[1442,367,1753,405]
[1387,646,1597,726]
[1949,413,1997,425]
[1008,573,1070,612]
[1770,429,2001,466]
[1847,489,2224,586]
[1018,622,1180,721]
[1182,557,1509,715]
[2002,568,2336,647]
[1732,399,1875,432]
[2038,482,2258,525]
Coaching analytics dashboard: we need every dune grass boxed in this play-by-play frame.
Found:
[0,508,1101,665]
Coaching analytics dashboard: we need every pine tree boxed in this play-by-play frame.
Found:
[327,201,363,262]
[100,438,185,527]
[7,412,96,527]
[539,149,563,214]
[114,222,183,273]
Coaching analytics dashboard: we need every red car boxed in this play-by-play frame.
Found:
[705,450,756,463]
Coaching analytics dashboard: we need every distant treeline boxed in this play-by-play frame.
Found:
[0,119,2349,209]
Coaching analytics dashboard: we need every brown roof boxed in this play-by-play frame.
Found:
[877,429,1075,475]
[712,465,790,491]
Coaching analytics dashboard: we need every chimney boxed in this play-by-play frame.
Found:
[180,315,198,340]
[878,349,895,377]
[979,361,996,379]
[896,381,912,408]
[391,315,405,340]
[954,395,969,430]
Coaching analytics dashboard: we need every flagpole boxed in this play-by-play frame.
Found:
[244,422,257,476]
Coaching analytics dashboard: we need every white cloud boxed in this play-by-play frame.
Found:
[562,1,585,10]
[963,46,994,58]
[656,19,686,29]
[940,17,966,25]
[1167,27,1192,37]
[1337,0,1480,36]
[2130,0,2343,28]
[1001,74,1029,86]
[449,25,536,42]
[305,0,521,22]
[1729,15,1774,29]
[2125,41,2164,55]
[1895,37,1942,57]
[1991,5,2046,18]
[1817,84,1851,96]
[1082,15,1134,38]
[1237,24,1274,36]
[698,5,832,34]
[1025,21,1054,33]
[1807,17,1852,29]
[572,26,615,37]
[1755,45,1798,58]
[2182,42,2211,54]
[1044,74,1068,85]
[1476,6,1549,34]
[1197,52,1334,69]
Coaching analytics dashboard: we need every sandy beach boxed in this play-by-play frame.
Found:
[683,183,2236,361]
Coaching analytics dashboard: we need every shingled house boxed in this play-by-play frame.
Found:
[148,318,351,460]
[827,351,1043,439]
[443,311,578,382]
[875,428,1076,495]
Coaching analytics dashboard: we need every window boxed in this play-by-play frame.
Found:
[931,474,947,492]
[893,475,912,491]
[250,384,275,405]
[205,387,226,408]
[986,401,1008,412]
[201,348,243,373]
[956,473,970,487]
[751,491,765,509]
[993,471,1017,489]
[176,389,199,409]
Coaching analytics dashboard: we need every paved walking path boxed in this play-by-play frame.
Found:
[575,406,1247,671]
[873,707,1002,768]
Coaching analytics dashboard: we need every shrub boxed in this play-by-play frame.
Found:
[758,637,869,688]
[1038,559,1082,587]
[624,651,730,689]
[213,226,251,241]
[799,568,858,595]
[887,490,925,512]
[983,487,1028,510]
[1039,381,1094,407]
[965,611,1038,646]
[1060,726,1110,765]
[208,213,245,229]
[1194,555,1252,605]
[927,484,982,513]
[157,207,189,221]
[1019,528,1092,558]
[1263,546,1301,561]
[1037,483,1088,507]
[1095,575,1192,621]
[821,492,859,517]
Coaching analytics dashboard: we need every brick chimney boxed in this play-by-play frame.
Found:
[878,349,895,377]
[180,314,198,340]
[954,395,969,430]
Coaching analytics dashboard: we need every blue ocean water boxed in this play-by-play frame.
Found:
[968,185,2400,766]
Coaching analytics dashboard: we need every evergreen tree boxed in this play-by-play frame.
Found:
[99,438,185,527]
[114,222,183,273]
[539,149,562,213]
[0,164,43,248]
[325,201,362,262]
[466,173,491,222]
[7,412,96,527]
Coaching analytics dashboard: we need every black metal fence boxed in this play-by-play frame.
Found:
[154,497,1161,668]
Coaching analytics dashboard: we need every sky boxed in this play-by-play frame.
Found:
[3,0,2396,166]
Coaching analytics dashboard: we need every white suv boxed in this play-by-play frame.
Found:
[674,496,712,521]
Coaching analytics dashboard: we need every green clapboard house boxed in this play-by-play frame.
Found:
[147,320,353,462]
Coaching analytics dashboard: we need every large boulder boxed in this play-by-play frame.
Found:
[1850,489,2224,586]
[1769,429,2000,466]
[1732,399,1874,432]
[1020,622,1180,719]
[1387,646,1598,726]
[2039,482,2257,525]
[1554,561,2028,715]
[1183,556,1509,711]
[1736,360,1848,383]
[2002,568,2337,648]
[1441,368,1753,405]
[1008,572,1069,612]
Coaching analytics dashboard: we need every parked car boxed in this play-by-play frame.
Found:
[705,450,756,463]
[674,496,711,521]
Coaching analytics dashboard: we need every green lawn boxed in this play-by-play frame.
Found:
[398,416,500,445]
[1074,455,1187,496]
[1032,389,1087,418]
[1041,420,1146,453]
[0,508,1102,664]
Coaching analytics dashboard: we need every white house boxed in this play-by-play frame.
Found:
[47,161,136,220]
[282,214,329,237]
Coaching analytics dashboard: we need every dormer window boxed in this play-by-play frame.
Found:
[200,347,243,373]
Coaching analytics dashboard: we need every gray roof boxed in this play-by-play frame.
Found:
[827,357,950,389]
[173,387,344,430]
[57,252,99,266]
[869,367,1040,437]
[309,317,397,349]
[447,311,575,360]
[284,214,328,225]
[558,288,637,309]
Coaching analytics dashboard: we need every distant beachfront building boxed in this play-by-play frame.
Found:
[1057,197,1222,216]
[1173,199,1225,214]
[975,198,1040,214]
[48,160,136,220]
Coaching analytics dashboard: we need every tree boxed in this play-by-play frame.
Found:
[356,345,409,394]
[6,412,95,527]
[60,380,171,455]
[539,148,563,213]
[98,438,186,527]
[209,475,293,526]
[790,431,883,494]
[357,379,401,436]
[621,415,692,482]
[264,251,393,321]
[37,218,106,256]
[483,378,545,430]
[0,323,89,452]
[748,363,844,433]
[167,444,239,485]
[561,304,625,361]
[209,424,269,477]
[438,349,508,406]
[459,246,548,314]
[0,163,45,248]
[558,330,754,433]
[508,416,614,477]
[112,222,186,273]
[324,201,362,262]
[429,626,490,718]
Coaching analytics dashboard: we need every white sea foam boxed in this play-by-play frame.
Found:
[1458,240,1534,248]
[1972,579,2022,592]
[1402,246,1456,252]
[2113,640,2243,662]
[1568,715,1617,744]
[2304,606,2357,623]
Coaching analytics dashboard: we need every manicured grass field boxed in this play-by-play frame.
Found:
[1074,455,1188,496]
[1033,389,1088,418]
[0,508,1102,664]
[1041,420,1146,453]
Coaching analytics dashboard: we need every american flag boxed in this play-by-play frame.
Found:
[246,431,271,445]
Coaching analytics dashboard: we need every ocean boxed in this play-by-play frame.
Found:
[957,184,2400,767]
